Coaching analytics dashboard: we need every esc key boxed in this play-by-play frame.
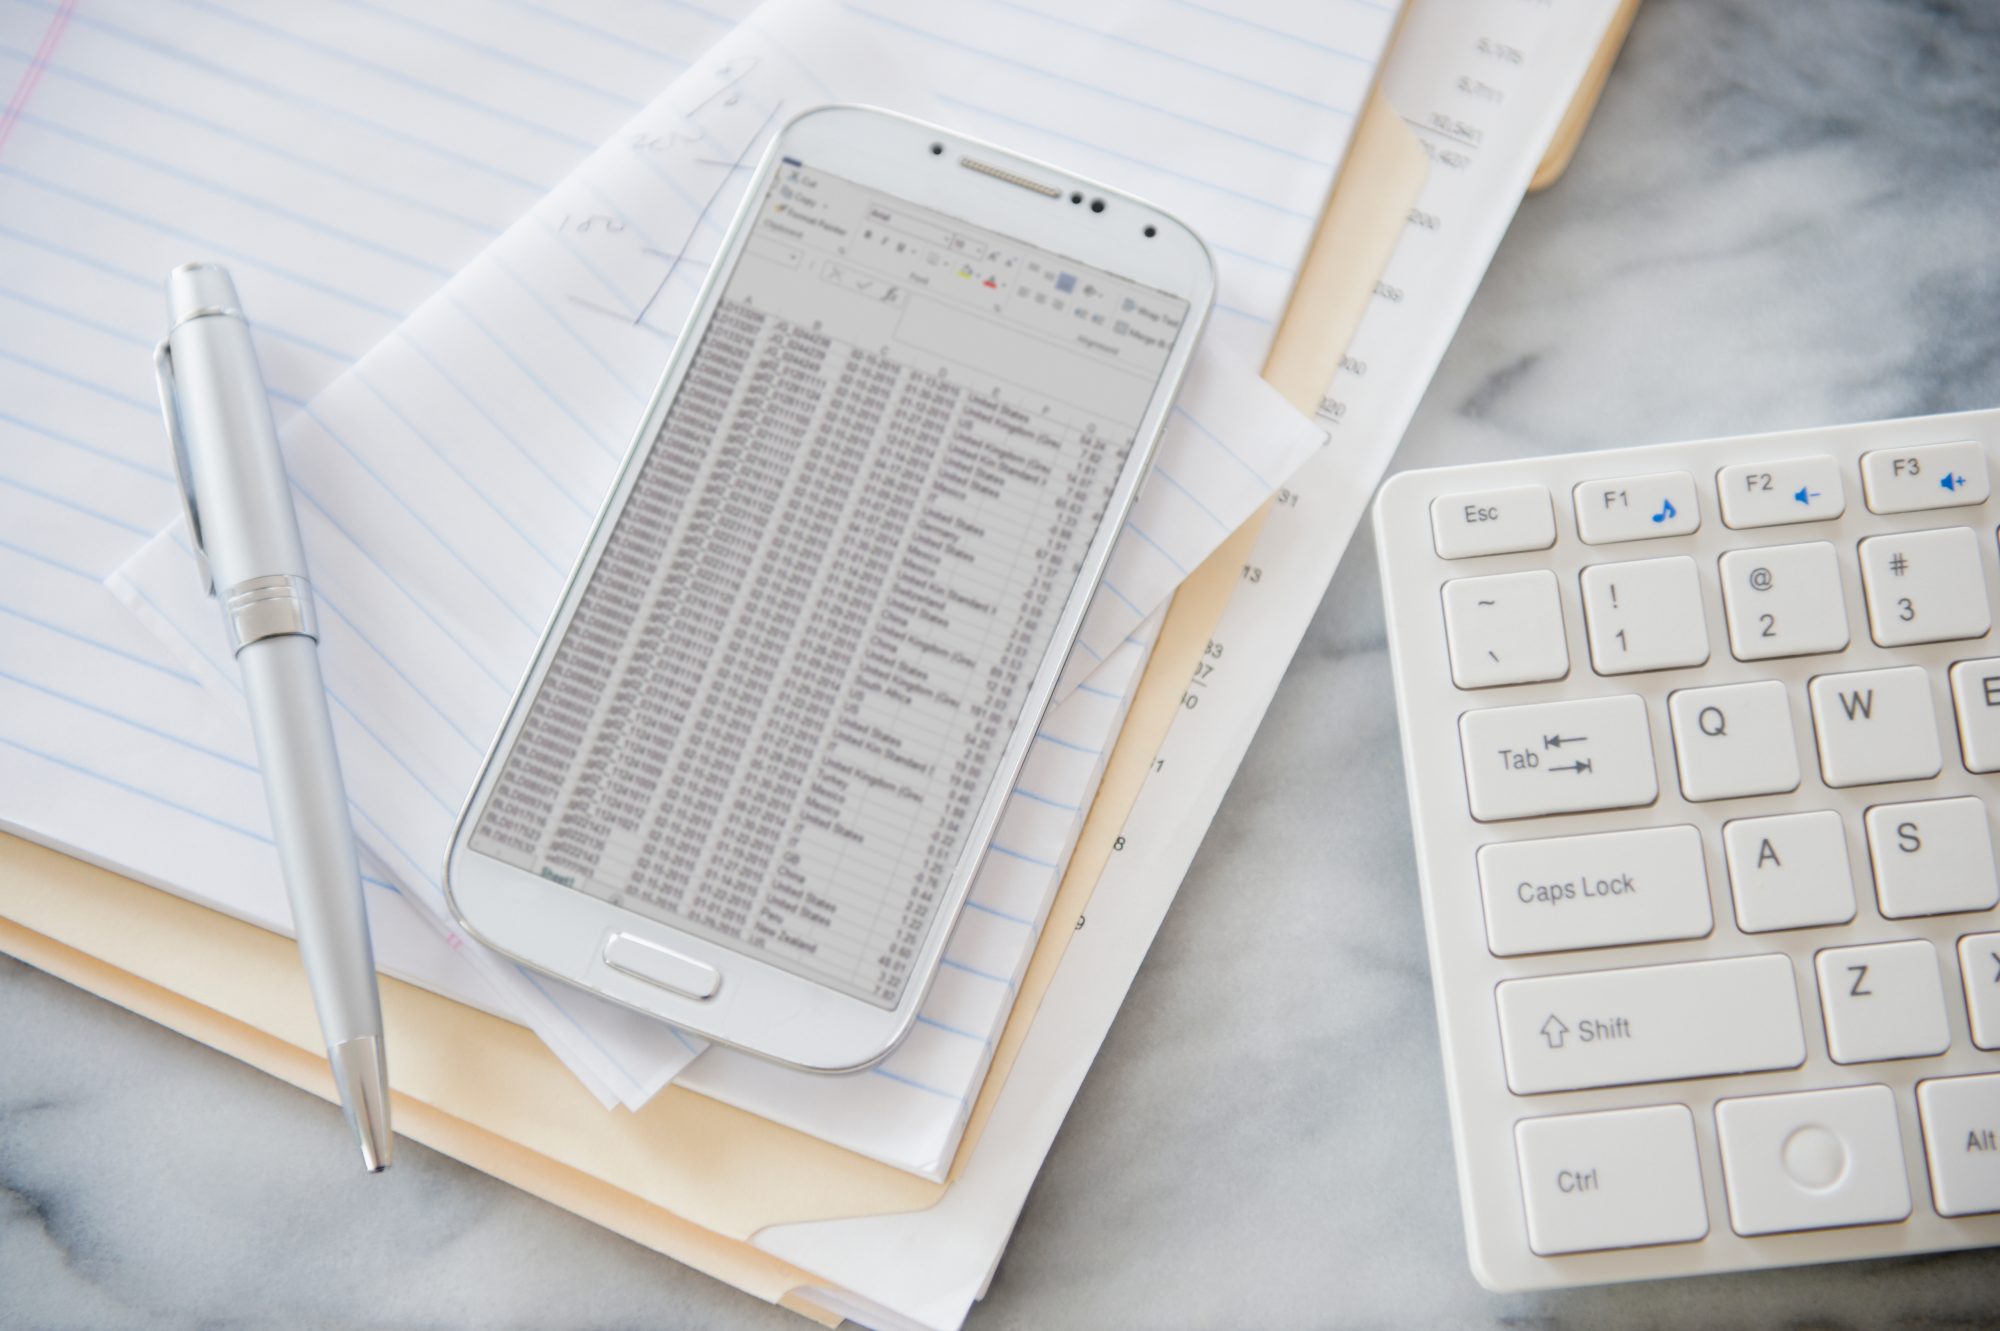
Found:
[1431,484,1556,559]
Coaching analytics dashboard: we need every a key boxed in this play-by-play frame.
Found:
[1572,471,1700,545]
[1458,695,1657,822]
[1667,680,1800,801]
[1477,825,1712,956]
[1958,932,2000,1050]
[1495,953,1804,1094]
[1513,1105,1709,1255]
[1718,542,1849,661]
[1917,1074,2000,1216]
[1441,570,1569,689]
[1949,658,2000,772]
[1431,484,1555,559]
[1816,938,1952,1063]
[1717,456,1845,528]
[1808,665,1942,786]
[1715,1085,1910,1235]
[1722,810,1856,932]
[1579,556,1709,675]
[1863,796,1999,917]
[1858,527,1991,647]
[1861,439,1990,514]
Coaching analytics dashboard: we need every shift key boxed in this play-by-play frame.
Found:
[1497,954,1805,1094]
[1460,694,1658,822]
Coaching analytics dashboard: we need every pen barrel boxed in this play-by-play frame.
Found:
[165,273,308,591]
[238,634,384,1052]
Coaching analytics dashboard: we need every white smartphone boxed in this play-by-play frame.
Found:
[444,105,1214,1072]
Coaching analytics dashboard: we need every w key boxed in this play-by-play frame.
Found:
[1808,665,1942,786]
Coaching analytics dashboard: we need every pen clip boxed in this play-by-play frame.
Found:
[152,338,215,596]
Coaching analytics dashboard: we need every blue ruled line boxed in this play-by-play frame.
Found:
[0,343,154,415]
[940,956,1014,988]
[842,2,1332,166]
[485,0,702,64]
[444,291,618,458]
[1121,518,1189,574]
[988,843,1058,870]
[0,44,502,234]
[396,330,597,518]
[156,0,597,150]
[871,1065,966,1103]
[0,469,154,538]
[971,0,1364,114]
[21,0,547,191]
[0,163,404,320]
[1148,462,1226,528]
[0,600,197,684]
[1010,785,1080,812]
[963,897,1032,925]
[351,369,570,572]
[10,110,453,279]
[916,1014,988,1045]
[1173,403,1274,489]
[301,402,539,633]
[333,0,646,110]
[2,402,175,482]
[0,668,254,773]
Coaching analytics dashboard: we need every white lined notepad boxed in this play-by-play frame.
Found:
[0,0,755,1099]
[115,0,1381,1173]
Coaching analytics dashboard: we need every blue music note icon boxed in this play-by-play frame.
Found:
[1651,497,1676,524]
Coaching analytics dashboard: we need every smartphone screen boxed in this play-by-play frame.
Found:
[468,158,1189,1009]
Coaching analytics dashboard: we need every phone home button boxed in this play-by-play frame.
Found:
[603,932,721,1000]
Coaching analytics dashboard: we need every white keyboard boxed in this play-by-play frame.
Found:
[1373,409,2000,1290]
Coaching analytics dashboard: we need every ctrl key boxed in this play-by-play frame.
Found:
[1515,1105,1709,1256]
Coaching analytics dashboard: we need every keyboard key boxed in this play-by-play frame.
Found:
[1495,954,1803,1095]
[1816,939,1952,1063]
[1477,825,1712,957]
[1667,680,1800,801]
[1580,556,1709,675]
[1431,484,1555,559]
[1958,932,2000,1049]
[1808,665,1942,787]
[1861,439,1990,514]
[1917,1074,2000,1216]
[1573,471,1700,545]
[1722,810,1857,932]
[1458,695,1657,823]
[1514,1105,1709,1255]
[1715,1085,1910,1235]
[1859,527,1991,647]
[1718,542,1849,661]
[1949,658,2000,772]
[1864,796,1999,917]
[1718,456,1845,529]
[1441,570,1569,689]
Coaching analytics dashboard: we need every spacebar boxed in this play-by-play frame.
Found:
[1496,954,1806,1095]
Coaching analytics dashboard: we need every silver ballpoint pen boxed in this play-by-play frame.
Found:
[154,262,393,1173]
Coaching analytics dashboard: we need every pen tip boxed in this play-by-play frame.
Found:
[328,1035,394,1174]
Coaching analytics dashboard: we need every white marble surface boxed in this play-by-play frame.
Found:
[7,0,2000,1325]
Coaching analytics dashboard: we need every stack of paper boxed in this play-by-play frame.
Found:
[107,0,1395,1174]
[0,0,1634,1324]
[0,0,764,1007]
